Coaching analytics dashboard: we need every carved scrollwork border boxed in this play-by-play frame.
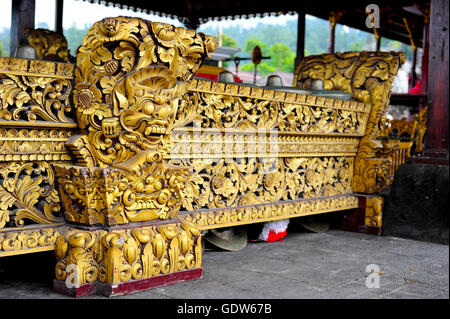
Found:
[179,194,358,230]
[0,224,62,256]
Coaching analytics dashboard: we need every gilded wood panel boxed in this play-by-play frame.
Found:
[0,56,75,239]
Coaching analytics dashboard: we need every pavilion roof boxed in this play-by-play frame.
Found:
[80,0,429,47]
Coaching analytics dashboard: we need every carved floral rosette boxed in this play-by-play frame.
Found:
[54,221,202,286]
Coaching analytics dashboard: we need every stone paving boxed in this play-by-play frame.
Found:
[0,229,448,299]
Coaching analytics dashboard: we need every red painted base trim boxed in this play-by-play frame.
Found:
[97,268,203,297]
[53,279,97,297]
[53,268,203,297]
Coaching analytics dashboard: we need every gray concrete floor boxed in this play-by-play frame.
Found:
[0,229,448,299]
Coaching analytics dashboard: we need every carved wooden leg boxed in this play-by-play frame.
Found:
[53,220,203,297]
[338,195,384,235]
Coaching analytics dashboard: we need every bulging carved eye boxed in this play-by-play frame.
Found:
[142,100,155,115]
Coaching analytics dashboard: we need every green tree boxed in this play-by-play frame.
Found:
[268,43,295,73]
[0,28,10,57]
[244,38,268,54]
[239,62,275,76]
[63,23,89,56]
[220,33,237,67]
[221,33,237,47]
[239,38,298,76]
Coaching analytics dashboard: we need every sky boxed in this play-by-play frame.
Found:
[0,0,298,30]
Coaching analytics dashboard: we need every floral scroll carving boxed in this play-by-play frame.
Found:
[294,51,406,194]
[0,162,62,228]
[174,157,354,212]
[0,58,74,123]
[294,51,406,140]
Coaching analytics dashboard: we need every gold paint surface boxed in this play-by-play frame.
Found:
[56,17,216,225]
[0,18,407,260]
[54,221,201,285]
[25,28,70,62]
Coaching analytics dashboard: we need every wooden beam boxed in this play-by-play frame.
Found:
[327,10,344,54]
[328,11,337,54]
[10,0,36,55]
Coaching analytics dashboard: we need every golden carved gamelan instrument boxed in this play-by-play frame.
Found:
[0,16,406,296]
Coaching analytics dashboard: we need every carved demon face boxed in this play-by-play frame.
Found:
[60,17,217,224]
[72,17,217,166]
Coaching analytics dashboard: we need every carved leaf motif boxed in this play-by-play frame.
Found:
[0,162,60,226]
[114,42,136,74]
[123,236,139,265]
[55,235,68,260]
[0,210,10,228]
[0,77,31,108]
[15,175,43,208]
[91,45,113,68]
[0,188,16,211]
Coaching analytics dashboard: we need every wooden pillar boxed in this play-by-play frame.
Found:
[10,0,36,55]
[403,17,418,90]
[328,11,344,54]
[294,11,305,70]
[328,16,336,53]
[55,0,64,34]
[410,47,418,90]
[375,35,381,51]
[416,0,449,164]
[374,27,381,51]
[420,13,430,95]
